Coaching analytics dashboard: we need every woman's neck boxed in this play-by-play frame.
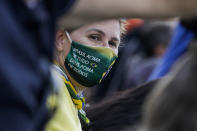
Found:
[54,51,65,69]
[54,52,86,93]
[63,67,86,93]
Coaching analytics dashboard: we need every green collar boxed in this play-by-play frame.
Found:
[53,64,90,124]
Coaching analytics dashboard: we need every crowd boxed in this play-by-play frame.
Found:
[0,0,197,131]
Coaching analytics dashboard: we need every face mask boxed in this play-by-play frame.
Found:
[64,38,118,87]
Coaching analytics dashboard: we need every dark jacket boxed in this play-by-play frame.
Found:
[0,0,75,130]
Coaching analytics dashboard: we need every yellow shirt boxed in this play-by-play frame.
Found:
[45,66,82,131]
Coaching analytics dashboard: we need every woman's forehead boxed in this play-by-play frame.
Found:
[72,20,120,38]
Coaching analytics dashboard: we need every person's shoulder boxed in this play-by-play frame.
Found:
[50,65,65,90]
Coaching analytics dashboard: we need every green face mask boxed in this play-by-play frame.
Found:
[64,41,118,87]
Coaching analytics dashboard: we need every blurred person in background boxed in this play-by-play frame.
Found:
[45,19,125,131]
[137,43,197,131]
[149,18,197,80]
[127,22,173,88]
[82,79,159,131]
[0,0,76,130]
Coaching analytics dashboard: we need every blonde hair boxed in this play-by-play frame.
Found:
[119,19,127,36]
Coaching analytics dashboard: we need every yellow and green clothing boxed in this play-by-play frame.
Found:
[45,65,82,131]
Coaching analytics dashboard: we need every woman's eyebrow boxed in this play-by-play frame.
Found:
[86,28,106,36]
[111,37,119,42]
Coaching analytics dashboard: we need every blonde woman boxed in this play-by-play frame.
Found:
[46,19,125,131]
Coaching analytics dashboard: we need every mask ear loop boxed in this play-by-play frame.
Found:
[64,30,72,62]
[64,29,72,44]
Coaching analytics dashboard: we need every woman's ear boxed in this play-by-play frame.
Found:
[55,30,72,58]
[64,31,72,56]
[55,30,67,52]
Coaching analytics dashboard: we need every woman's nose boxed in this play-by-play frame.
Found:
[101,41,109,48]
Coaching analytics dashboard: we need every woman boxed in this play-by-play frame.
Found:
[45,19,125,131]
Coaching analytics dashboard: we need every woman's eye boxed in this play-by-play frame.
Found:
[88,34,101,41]
[108,41,117,48]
